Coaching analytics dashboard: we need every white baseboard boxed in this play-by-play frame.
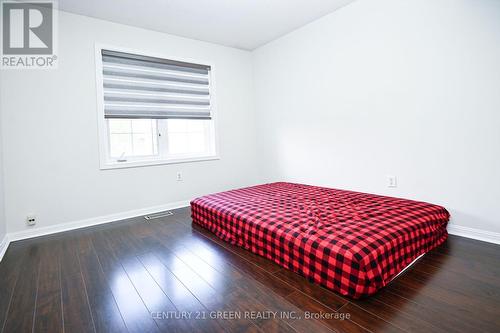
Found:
[0,234,9,263]
[7,200,190,244]
[2,205,498,263]
[447,224,500,245]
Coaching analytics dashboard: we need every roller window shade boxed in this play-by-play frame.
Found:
[101,50,212,119]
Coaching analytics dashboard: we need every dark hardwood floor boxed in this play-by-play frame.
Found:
[1,207,499,332]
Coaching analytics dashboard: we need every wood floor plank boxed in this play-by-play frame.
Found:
[285,292,373,333]
[350,293,445,333]
[33,240,63,333]
[409,260,500,300]
[89,229,122,273]
[2,245,40,333]
[336,302,403,333]
[77,233,128,333]
[210,292,267,333]
[121,256,196,332]
[60,237,96,333]
[138,252,205,311]
[386,278,495,332]
[422,250,500,286]
[391,272,500,331]
[0,246,28,333]
[153,246,222,305]
[138,252,226,333]
[401,261,500,315]
[92,229,160,333]
[365,288,470,333]
[288,316,343,333]
[434,235,500,265]
[151,246,261,332]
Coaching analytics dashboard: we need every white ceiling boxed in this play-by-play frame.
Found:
[58,0,356,50]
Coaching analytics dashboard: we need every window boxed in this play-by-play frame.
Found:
[96,47,217,169]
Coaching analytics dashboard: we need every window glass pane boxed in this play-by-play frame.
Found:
[131,119,154,133]
[187,120,204,132]
[133,133,153,156]
[167,119,188,133]
[109,133,133,157]
[108,119,158,158]
[188,132,205,153]
[132,119,158,156]
[109,119,132,133]
[166,119,210,155]
[168,133,189,154]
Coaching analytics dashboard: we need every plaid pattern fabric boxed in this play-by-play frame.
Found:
[191,182,450,299]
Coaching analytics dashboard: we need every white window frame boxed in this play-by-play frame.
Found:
[94,43,220,170]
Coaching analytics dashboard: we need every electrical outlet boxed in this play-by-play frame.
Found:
[387,175,397,188]
[26,215,36,226]
[176,171,183,181]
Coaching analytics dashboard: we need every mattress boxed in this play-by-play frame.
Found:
[191,182,450,299]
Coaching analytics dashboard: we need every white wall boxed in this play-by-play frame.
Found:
[0,87,6,244]
[253,0,500,234]
[0,11,258,234]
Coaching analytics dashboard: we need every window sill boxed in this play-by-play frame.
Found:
[100,155,220,170]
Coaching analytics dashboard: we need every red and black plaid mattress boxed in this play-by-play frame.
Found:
[191,182,450,299]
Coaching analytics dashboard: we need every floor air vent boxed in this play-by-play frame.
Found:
[144,211,173,220]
